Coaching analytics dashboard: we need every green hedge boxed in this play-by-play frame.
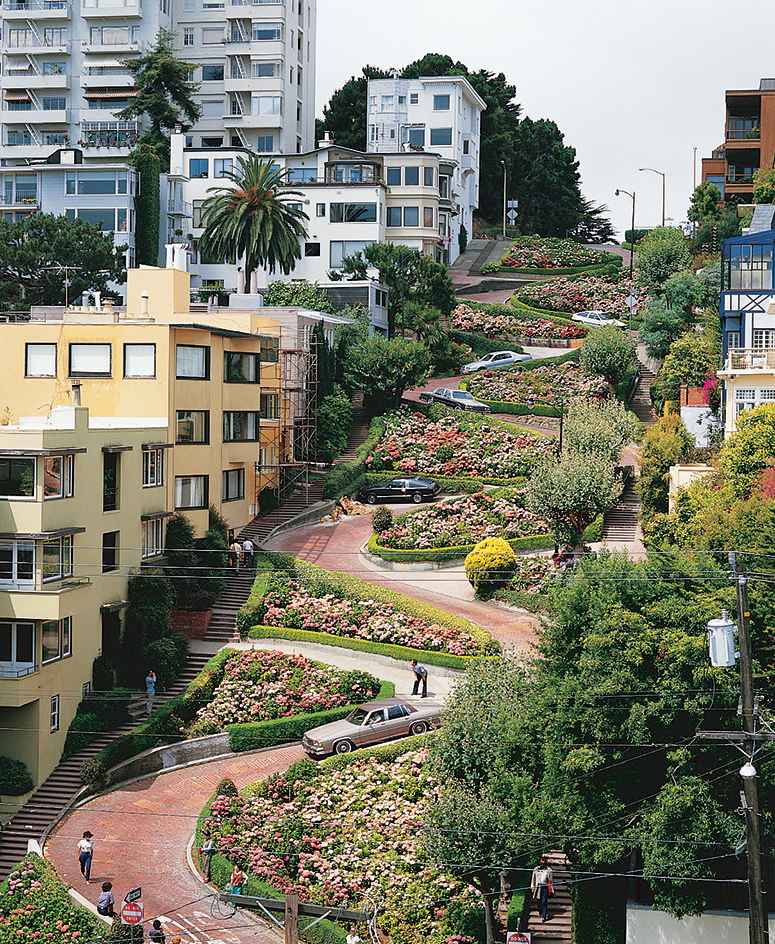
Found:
[507,887,527,931]
[367,531,553,563]
[449,329,524,357]
[570,876,626,944]
[61,689,133,761]
[509,299,577,322]
[490,587,552,613]
[482,257,621,277]
[227,678,395,752]
[321,414,388,501]
[238,552,496,653]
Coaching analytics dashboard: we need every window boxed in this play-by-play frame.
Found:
[0,541,34,587]
[44,455,74,499]
[409,92,418,105]
[142,518,165,559]
[408,128,425,148]
[433,94,450,111]
[398,95,405,104]
[380,95,393,111]
[201,64,224,83]
[222,468,245,501]
[316,203,325,217]
[430,128,452,147]
[26,343,56,377]
[82,682,91,700]
[403,206,419,227]
[0,622,35,677]
[69,343,111,377]
[176,410,209,444]
[304,242,320,257]
[387,206,402,227]
[89,25,136,45]
[424,207,434,228]
[330,240,374,268]
[103,452,120,511]
[424,167,434,187]
[727,243,773,291]
[176,345,210,378]
[192,200,204,228]
[102,531,119,573]
[252,61,280,77]
[42,97,66,111]
[252,95,281,115]
[44,27,66,44]
[42,535,72,581]
[223,411,258,442]
[261,391,280,419]
[201,136,223,148]
[202,101,223,119]
[183,27,194,45]
[253,21,282,40]
[175,475,208,509]
[462,139,470,155]
[142,448,164,487]
[386,167,401,186]
[257,135,274,152]
[214,158,233,178]
[0,458,35,498]
[65,171,130,195]
[753,329,775,349]
[224,351,258,383]
[329,203,377,223]
[65,208,117,232]
[404,166,419,186]
[728,330,741,350]
[123,343,155,378]
[260,337,280,363]
[201,27,224,44]
[439,175,450,199]
[50,694,60,732]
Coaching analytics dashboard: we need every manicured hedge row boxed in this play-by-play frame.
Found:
[321,414,387,501]
[227,678,395,752]
[449,329,525,356]
[238,552,495,653]
[367,531,553,563]
[481,258,621,276]
[510,299,577,322]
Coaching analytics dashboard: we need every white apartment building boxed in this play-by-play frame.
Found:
[366,74,486,264]
[0,0,316,160]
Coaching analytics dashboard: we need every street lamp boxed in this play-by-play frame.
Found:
[639,167,666,227]
[500,160,507,239]
[615,189,636,279]
[524,394,564,455]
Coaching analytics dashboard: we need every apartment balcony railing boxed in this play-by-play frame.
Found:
[167,198,192,217]
[0,192,38,206]
[724,348,775,372]
[0,662,39,678]
[727,174,756,185]
[3,0,70,10]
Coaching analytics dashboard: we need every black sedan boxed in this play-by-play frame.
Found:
[418,387,491,413]
[358,476,440,505]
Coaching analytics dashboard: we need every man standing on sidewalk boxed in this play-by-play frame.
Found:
[411,660,428,698]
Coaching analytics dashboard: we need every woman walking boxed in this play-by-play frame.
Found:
[77,830,94,883]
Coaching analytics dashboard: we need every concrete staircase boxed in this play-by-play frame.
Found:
[524,850,573,944]
[602,478,640,543]
[630,364,658,428]
[203,570,257,644]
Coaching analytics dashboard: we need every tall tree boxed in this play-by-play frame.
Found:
[580,327,637,397]
[117,28,201,170]
[687,181,723,223]
[129,143,161,266]
[315,65,389,150]
[199,157,308,291]
[575,197,617,244]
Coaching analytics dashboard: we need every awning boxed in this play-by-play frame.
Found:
[84,57,128,69]
[4,90,31,101]
[82,89,138,99]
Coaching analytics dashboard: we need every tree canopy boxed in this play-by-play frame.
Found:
[580,327,637,396]
[341,334,431,415]
[636,227,692,287]
[687,181,723,223]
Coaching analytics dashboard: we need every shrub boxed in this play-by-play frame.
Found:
[372,504,393,533]
[79,757,106,784]
[465,537,517,592]
[144,635,188,692]
[317,386,353,463]
[216,777,238,797]
[61,690,132,761]
[0,756,34,795]
[92,654,115,692]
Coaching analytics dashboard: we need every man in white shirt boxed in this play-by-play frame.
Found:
[530,855,553,922]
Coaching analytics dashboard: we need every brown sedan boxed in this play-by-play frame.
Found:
[302,697,442,757]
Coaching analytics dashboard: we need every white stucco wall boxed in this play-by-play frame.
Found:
[627,903,775,944]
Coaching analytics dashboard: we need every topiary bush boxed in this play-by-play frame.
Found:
[79,757,106,785]
[465,537,517,593]
[0,756,34,795]
[92,654,115,693]
[216,777,238,797]
[372,505,393,534]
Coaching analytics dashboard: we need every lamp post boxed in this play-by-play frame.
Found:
[525,394,564,455]
[639,167,666,227]
[615,189,636,279]
[500,160,507,239]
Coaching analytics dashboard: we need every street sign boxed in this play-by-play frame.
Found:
[507,209,518,223]
[121,901,143,926]
[124,887,142,904]
[507,199,519,209]
[624,294,638,309]
[506,933,531,944]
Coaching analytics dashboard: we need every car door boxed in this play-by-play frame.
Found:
[493,353,509,365]
[386,703,412,737]
[360,708,388,745]
[387,479,407,499]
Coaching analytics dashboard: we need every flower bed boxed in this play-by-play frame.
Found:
[452,303,586,340]
[366,406,554,479]
[468,361,607,406]
[260,581,479,655]
[499,235,613,270]
[375,489,547,550]
[196,650,381,728]
[509,554,557,593]
[203,748,477,944]
[513,272,640,316]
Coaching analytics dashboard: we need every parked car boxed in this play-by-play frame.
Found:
[571,310,626,329]
[302,697,443,756]
[358,476,440,505]
[461,350,532,374]
[418,387,491,412]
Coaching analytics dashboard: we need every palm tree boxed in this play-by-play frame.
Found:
[198,157,308,292]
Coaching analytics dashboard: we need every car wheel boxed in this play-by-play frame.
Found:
[412,492,423,504]
[366,493,378,505]
[410,721,428,735]
[334,739,355,754]
[455,403,465,410]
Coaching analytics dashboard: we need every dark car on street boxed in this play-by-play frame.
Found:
[418,387,491,413]
[358,476,440,505]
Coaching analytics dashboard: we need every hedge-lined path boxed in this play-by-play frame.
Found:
[45,745,305,944]
[263,512,540,655]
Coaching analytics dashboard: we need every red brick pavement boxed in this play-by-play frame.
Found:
[46,745,305,944]
[265,515,539,654]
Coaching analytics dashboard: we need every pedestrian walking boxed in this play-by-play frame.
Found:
[76,830,94,883]
[530,855,553,923]
[148,919,166,944]
[97,881,115,916]
[145,669,156,715]
[230,540,242,571]
[410,659,428,697]
[242,538,254,569]
[229,864,245,896]
[346,932,362,944]
[199,831,215,882]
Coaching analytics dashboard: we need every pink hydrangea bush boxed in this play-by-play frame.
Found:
[500,236,612,269]
[367,407,554,478]
[468,361,607,405]
[508,555,556,593]
[514,272,642,315]
[261,583,480,655]
[377,490,548,550]
[196,650,382,727]
[204,750,476,944]
[452,304,585,340]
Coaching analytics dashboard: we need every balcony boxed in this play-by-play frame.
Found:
[168,198,193,217]
[81,0,142,17]
[82,38,143,54]
[721,348,775,375]
[4,71,70,89]
[2,0,71,17]
[0,191,39,209]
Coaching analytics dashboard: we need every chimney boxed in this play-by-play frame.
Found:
[317,130,333,149]
[165,243,189,271]
[71,382,81,406]
[141,290,149,317]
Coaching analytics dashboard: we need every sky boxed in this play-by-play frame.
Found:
[315,0,775,240]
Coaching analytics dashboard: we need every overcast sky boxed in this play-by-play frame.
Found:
[315,0,775,240]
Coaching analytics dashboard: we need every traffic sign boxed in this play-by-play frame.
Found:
[121,901,143,925]
[507,209,518,223]
[506,932,531,944]
[624,294,638,309]
[507,199,519,209]
[124,887,142,904]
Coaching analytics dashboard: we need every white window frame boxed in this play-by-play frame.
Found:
[142,517,165,559]
[123,343,156,378]
[142,448,164,487]
[50,694,60,732]
[42,616,71,665]
[25,343,57,377]
[42,535,73,583]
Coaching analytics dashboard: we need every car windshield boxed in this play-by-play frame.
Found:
[347,707,370,725]
[451,391,471,400]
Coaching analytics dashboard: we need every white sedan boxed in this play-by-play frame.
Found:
[571,310,626,329]
[461,350,532,374]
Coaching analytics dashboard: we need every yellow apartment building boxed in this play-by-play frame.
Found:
[0,405,169,802]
